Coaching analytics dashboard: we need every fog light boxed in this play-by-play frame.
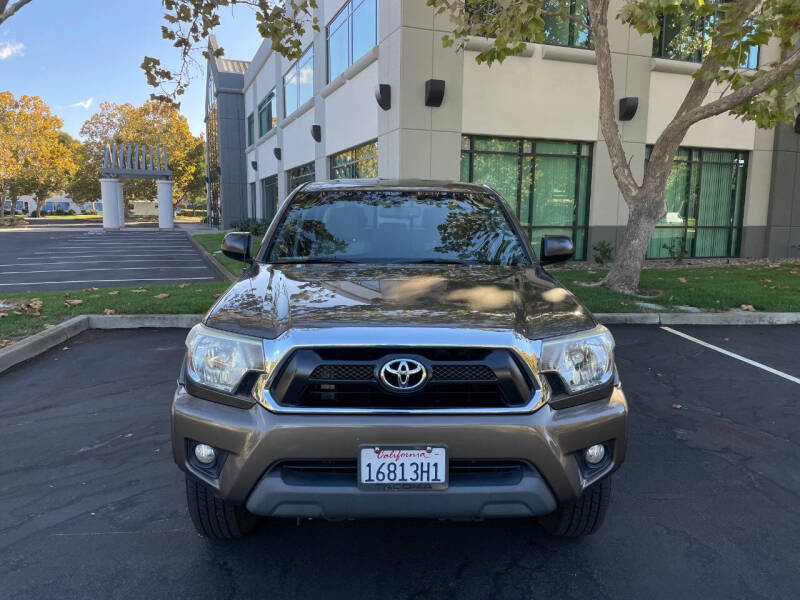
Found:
[585,444,606,465]
[194,443,216,465]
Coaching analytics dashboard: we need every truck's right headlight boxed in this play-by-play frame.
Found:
[540,325,615,394]
[185,323,265,394]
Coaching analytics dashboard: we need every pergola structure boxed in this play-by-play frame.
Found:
[99,144,174,230]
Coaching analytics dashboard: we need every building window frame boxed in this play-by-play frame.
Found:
[260,174,278,222]
[326,0,378,82]
[542,0,593,49]
[248,181,257,218]
[329,140,378,179]
[258,91,276,138]
[287,161,316,192]
[460,135,592,260]
[246,113,255,146]
[652,7,759,68]
[645,146,748,259]
[283,45,314,117]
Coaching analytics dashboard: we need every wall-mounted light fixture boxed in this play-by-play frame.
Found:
[273,147,282,160]
[250,160,258,171]
[619,97,639,121]
[311,124,322,142]
[425,79,445,107]
[375,84,391,111]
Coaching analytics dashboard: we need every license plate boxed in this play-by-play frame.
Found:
[358,446,448,490]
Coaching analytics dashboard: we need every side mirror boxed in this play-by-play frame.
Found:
[540,235,574,265]
[221,231,253,263]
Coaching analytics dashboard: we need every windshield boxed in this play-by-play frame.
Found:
[266,190,528,266]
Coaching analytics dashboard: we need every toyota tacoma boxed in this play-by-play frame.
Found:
[172,180,628,539]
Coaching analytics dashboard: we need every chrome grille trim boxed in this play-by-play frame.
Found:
[252,327,548,415]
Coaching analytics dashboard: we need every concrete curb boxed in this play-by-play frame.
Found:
[595,312,800,325]
[0,314,203,375]
[185,232,237,282]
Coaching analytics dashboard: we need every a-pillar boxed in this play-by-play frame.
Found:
[99,178,120,230]
[117,181,125,228]
[157,179,174,229]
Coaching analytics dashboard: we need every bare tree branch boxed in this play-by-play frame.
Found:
[0,0,34,26]
[587,0,639,199]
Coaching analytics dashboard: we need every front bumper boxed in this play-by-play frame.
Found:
[171,385,628,518]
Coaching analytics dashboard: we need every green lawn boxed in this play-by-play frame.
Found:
[550,263,800,313]
[0,282,230,343]
[192,232,250,277]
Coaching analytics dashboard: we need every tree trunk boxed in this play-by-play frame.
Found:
[602,194,666,294]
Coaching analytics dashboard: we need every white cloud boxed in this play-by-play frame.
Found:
[0,41,24,60]
[68,97,94,110]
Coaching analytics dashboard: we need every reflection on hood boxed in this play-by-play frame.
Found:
[204,263,595,340]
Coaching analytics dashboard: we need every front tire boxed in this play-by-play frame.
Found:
[538,478,611,537]
[185,474,259,539]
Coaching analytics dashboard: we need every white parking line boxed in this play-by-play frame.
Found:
[0,276,216,287]
[0,266,212,275]
[661,326,800,385]
[26,251,198,257]
[0,259,204,267]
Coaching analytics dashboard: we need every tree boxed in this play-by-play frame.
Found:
[0,92,76,222]
[77,101,205,215]
[147,0,800,293]
[0,0,34,27]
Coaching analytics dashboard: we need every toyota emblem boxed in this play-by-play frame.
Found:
[379,358,427,392]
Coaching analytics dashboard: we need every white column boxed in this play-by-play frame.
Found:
[157,179,174,229]
[99,178,119,230]
[117,181,125,228]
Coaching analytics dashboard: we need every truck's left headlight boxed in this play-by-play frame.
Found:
[185,323,264,394]
[540,325,615,394]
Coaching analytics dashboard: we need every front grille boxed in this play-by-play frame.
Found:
[270,348,535,410]
[431,364,495,381]
[309,363,496,382]
[300,382,506,409]
[310,364,374,381]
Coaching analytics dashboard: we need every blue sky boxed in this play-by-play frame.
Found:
[0,0,263,139]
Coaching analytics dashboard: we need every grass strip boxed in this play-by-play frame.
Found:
[0,282,230,343]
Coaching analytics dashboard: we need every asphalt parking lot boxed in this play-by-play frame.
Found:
[1,325,798,599]
[0,227,220,292]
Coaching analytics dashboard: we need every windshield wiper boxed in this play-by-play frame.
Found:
[270,257,359,264]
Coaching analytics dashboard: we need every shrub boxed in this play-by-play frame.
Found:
[592,240,614,266]
[231,218,269,237]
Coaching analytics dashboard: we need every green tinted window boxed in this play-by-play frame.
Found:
[646,147,747,258]
[461,135,592,259]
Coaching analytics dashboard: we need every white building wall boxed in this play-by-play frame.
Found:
[232,0,781,256]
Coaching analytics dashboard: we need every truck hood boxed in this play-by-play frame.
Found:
[204,263,595,340]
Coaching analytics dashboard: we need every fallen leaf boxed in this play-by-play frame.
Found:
[740,304,756,312]
[64,299,83,306]
[677,277,687,283]
[671,404,682,409]
[177,283,190,288]
[85,287,99,291]
[0,312,6,318]
[44,324,54,329]
[212,294,221,299]
[103,308,116,315]
[108,290,120,295]
[154,293,170,299]
[130,288,148,293]
[0,340,10,348]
